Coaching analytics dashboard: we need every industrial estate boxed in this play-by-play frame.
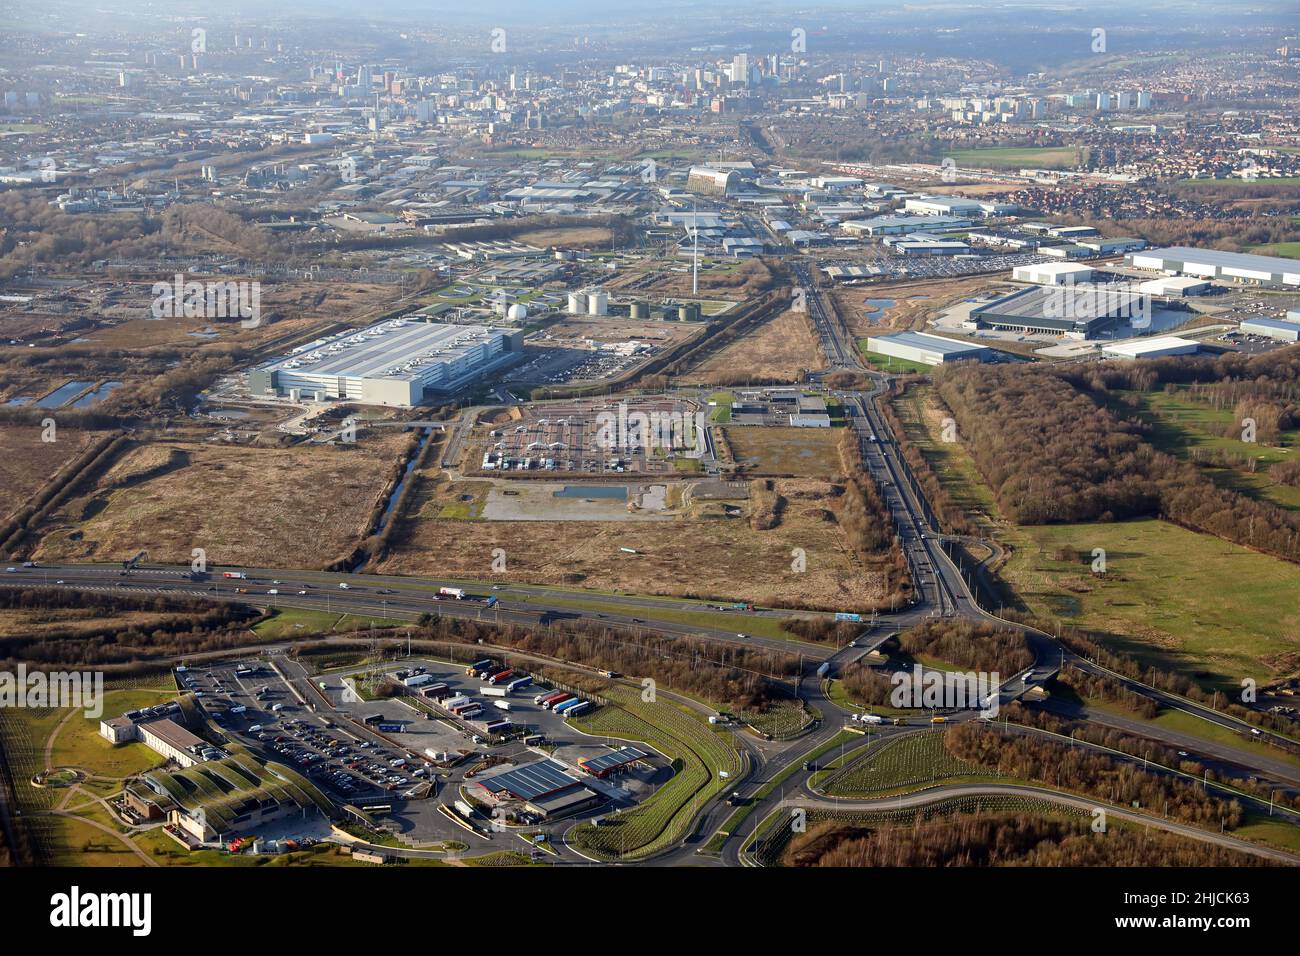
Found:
[1,0,1299,920]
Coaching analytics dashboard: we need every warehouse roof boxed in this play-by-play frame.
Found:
[476,759,582,801]
[1241,317,1300,333]
[578,746,649,776]
[258,318,509,384]
[1101,336,1200,357]
[1133,246,1300,276]
[974,285,1142,322]
[868,331,989,356]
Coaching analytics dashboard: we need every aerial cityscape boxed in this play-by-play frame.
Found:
[2,0,1299,925]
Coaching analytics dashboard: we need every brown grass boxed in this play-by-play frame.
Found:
[683,309,823,382]
[723,427,843,477]
[832,275,1002,338]
[512,226,612,248]
[33,433,411,568]
[376,476,888,609]
[0,425,98,521]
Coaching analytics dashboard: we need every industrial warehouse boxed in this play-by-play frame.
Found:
[249,318,526,406]
[1127,247,1300,289]
[969,284,1146,338]
[866,330,995,365]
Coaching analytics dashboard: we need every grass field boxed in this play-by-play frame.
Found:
[0,424,99,521]
[252,608,401,639]
[1248,241,1300,257]
[824,730,990,796]
[379,475,890,610]
[889,383,1004,538]
[894,382,1300,689]
[1003,518,1300,687]
[1123,387,1300,511]
[49,688,176,777]
[948,146,1087,170]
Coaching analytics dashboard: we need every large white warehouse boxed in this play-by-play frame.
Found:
[1012,262,1096,285]
[1126,247,1300,289]
[865,331,995,366]
[1240,317,1300,342]
[250,318,525,406]
[1101,336,1201,360]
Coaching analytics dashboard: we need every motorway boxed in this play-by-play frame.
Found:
[6,265,1300,865]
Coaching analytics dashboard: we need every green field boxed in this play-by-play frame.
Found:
[50,688,176,777]
[948,146,1087,170]
[823,730,990,796]
[1003,518,1300,688]
[1248,242,1300,258]
[252,607,402,638]
[859,345,935,375]
[1124,387,1300,511]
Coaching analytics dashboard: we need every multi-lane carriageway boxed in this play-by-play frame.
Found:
[6,264,1300,863]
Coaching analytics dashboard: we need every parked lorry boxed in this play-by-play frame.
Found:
[480,686,507,698]
[493,700,511,712]
[507,676,532,692]
[467,659,492,676]
[553,697,584,715]
[540,692,570,710]
[487,668,515,685]
[564,701,592,718]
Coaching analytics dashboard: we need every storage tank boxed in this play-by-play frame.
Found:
[629,301,649,319]
[568,292,588,315]
[678,303,701,322]
[507,303,528,321]
[588,290,609,316]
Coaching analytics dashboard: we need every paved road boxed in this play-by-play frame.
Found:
[6,267,1298,864]
[744,782,1300,866]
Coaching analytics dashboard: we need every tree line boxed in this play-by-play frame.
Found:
[933,359,1300,564]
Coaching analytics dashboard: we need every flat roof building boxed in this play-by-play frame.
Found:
[1138,275,1211,297]
[1012,262,1096,285]
[904,195,1016,218]
[1127,247,1300,289]
[250,318,524,407]
[970,285,1142,338]
[865,331,994,366]
[1241,317,1300,342]
[1101,336,1201,359]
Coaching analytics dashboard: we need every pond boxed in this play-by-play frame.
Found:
[554,485,627,500]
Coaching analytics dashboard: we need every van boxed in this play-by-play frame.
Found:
[249,724,263,733]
